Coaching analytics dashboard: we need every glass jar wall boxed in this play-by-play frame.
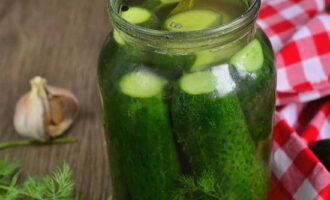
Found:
[98,0,276,199]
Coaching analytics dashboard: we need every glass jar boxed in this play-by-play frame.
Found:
[98,0,276,199]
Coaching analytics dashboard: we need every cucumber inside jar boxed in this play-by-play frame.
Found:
[119,70,168,98]
[148,9,224,74]
[120,6,160,28]
[163,9,223,31]
[113,6,160,44]
[172,67,268,199]
[104,70,181,200]
[102,0,273,199]
[143,0,181,10]
[230,39,264,72]
[229,37,276,143]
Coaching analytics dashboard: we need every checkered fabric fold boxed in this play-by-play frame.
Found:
[257,0,330,199]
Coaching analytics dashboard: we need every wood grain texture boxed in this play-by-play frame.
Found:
[0,0,112,199]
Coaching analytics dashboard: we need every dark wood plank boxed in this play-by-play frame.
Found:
[0,0,112,199]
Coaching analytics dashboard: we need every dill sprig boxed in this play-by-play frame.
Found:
[174,169,226,200]
[0,158,113,200]
[0,158,75,200]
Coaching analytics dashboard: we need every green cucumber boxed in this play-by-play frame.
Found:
[113,29,125,45]
[163,9,222,31]
[190,35,248,72]
[230,36,276,143]
[191,50,220,71]
[98,35,143,200]
[143,0,180,21]
[172,67,267,199]
[147,52,196,79]
[113,6,160,44]
[179,71,217,94]
[119,71,167,98]
[105,70,180,200]
[230,39,264,72]
[144,0,180,10]
[99,38,180,199]
[121,6,160,29]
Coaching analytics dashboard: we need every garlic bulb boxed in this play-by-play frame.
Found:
[14,76,79,141]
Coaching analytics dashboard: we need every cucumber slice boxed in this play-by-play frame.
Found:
[230,39,264,72]
[120,6,160,29]
[180,71,217,95]
[113,29,125,45]
[121,7,151,24]
[163,9,222,31]
[172,66,268,199]
[119,71,167,98]
[113,7,159,44]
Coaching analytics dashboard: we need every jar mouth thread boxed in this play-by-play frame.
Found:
[108,0,260,51]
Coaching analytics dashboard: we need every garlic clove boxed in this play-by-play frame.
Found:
[14,77,50,141]
[14,76,79,141]
[46,93,79,137]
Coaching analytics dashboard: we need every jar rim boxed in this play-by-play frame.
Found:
[108,0,260,40]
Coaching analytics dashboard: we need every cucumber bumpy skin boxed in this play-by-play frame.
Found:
[163,9,223,31]
[230,36,276,143]
[98,38,181,200]
[172,67,268,199]
[105,71,180,200]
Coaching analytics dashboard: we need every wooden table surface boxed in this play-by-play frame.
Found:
[0,0,112,199]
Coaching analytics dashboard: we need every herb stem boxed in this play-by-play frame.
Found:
[0,138,76,151]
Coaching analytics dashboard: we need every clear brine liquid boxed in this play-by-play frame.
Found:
[99,0,276,200]
[119,0,248,30]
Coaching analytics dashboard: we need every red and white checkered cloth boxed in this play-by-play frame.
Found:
[257,0,330,199]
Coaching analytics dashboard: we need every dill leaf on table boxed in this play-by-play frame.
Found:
[0,159,113,200]
[0,158,21,185]
[0,159,75,200]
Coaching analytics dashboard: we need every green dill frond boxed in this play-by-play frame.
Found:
[176,169,224,200]
[178,175,196,192]
[41,163,74,199]
[0,159,76,200]
[22,177,47,199]
[0,189,20,200]
[0,158,21,185]
[197,169,217,193]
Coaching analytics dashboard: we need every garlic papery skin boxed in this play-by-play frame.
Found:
[14,76,79,141]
